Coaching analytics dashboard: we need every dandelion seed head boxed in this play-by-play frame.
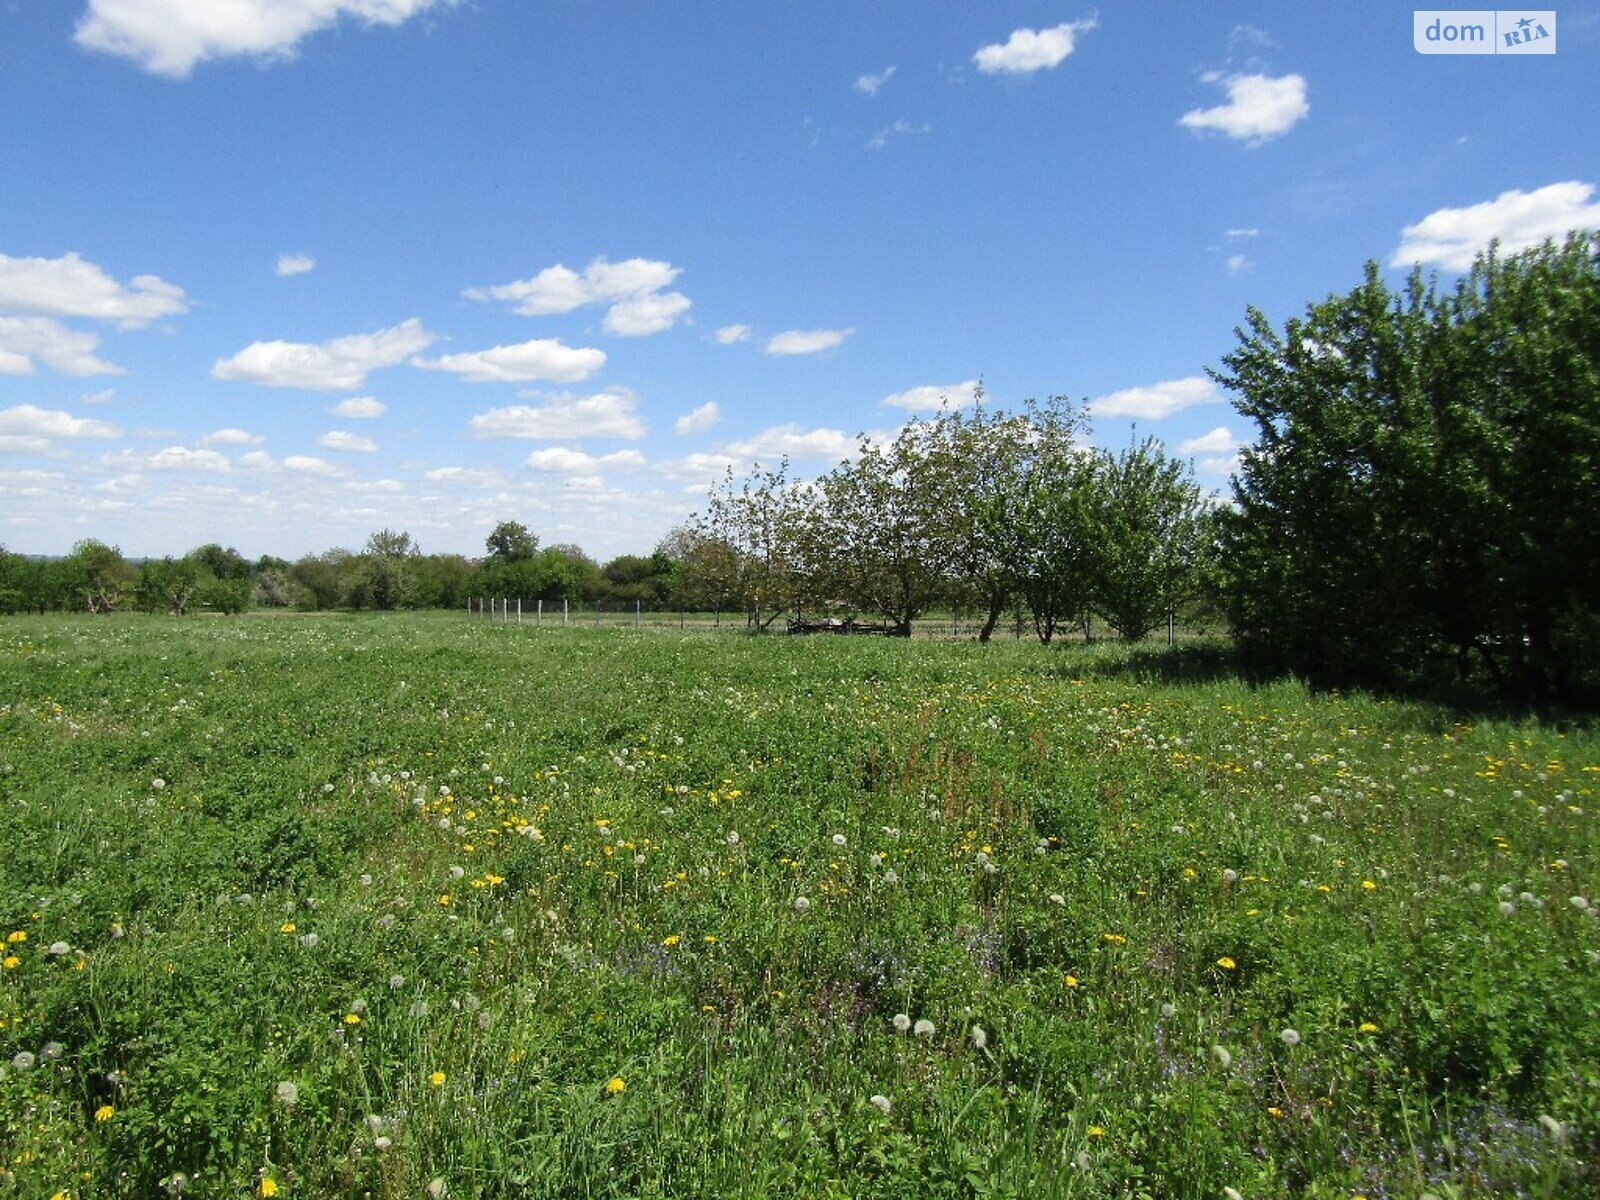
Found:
[869,1093,892,1114]
[1279,1028,1301,1047]
[794,896,811,913]
[892,1013,911,1033]
[275,1081,299,1106]
[913,1018,936,1038]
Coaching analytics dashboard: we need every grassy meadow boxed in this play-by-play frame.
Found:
[0,613,1596,1199]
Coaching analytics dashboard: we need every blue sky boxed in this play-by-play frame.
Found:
[2,1,1596,561]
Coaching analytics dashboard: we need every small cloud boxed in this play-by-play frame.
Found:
[470,388,645,440]
[1177,426,1240,455]
[766,328,853,357]
[1391,181,1600,271]
[724,423,860,461]
[1180,73,1308,143]
[412,337,606,384]
[282,454,336,475]
[318,429,377,452]
[276,253,315,277]
[854,65,897,96]
[866,118,930,150]
[465,256,691,337]
[880,380,981,411]
[213,318,435,391]
[0,403,121,441]
[1090,376,1222,420]
[714,324,752,345]
[525,447,646,473]
[1225,254,1249,276]
[974,17,1097,74]
[674,401,721,435]
[1225,227,1259,239]
[330,395,386,419]
[199,427,264,446]
[81,388,116,404]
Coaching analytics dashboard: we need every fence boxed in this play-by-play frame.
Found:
[464,598,1205,645]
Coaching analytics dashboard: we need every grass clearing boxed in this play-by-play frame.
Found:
[1,613,1596,1198]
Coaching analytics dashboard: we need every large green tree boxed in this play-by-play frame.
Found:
[1216,234,1600,701]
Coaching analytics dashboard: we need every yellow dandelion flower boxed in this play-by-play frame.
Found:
[662,935,680,947]
[259,1180,279,1197]
[1217,956,1237,970]
[1063,974,1079,988]
[1358,1022,1379,1034]
[429,1071,447,1087]
[2,956,18,970]
[1267,1106,1284,1119]
[279,922,296,935]
[605,1076,626,1095]
[1361,880,1378,892]
[6,930,26,943]
[344,1013,361,1026]
[93,1105,115,1123]
[436,894,452,906]
[1102,933,1126,945]
[1086,1125,1105,1138]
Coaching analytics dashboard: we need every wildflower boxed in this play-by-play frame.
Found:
[429,1071,447,1087]
[726,830,740,847]
[1361,880,1378,892]
[870,1093,892,1114]
[1216,956,1236,971]
[448,865,465,881]
[1211,1045,1232,1069]
[47,941,72,957]
[971,1025,988,1050]
[913,1018,936,1038]
[374,1136,392,1151]
[1358,1022,1378,1035]
[1498,901,1516,916]
[11,1051,35,1070]
[1539,1114,1568,1141]
[1102,933,1126,945]
[1048,893,1065,905]
[605,1076,626,1095]
[662,935,680,947]
[258,1180,278,1198]
[41,1041,64,1060]
[297,933,319,949]
[7,930,26,943]
[793,897,811,913]
[162,1172,189,1195]
[892,1013,911,1033]
[279,922,296,935]
[388,974,405,990]
[1224,1189,1244,1200]
[94,1105,115,1122]
[1160,1003,1176,1019]
[344,1013,361,1026]
[1266,1106,1284,1118]
[427,1179,448,1199]
[1280,1028,1301,1047]
[151,778,165,790]
[358,873,372,887]
[1087,1125,1106,1138]
[1063,974,1079,989]
[275,1081,299,1107]
[1222,869,1238,884]
[1571,895,1590,910]
[883,869,899,884]
[2,956,17,970]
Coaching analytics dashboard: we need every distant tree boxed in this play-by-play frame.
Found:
[485,520,539,561]
[290,550,347,611]
[189,543,253,582]
[64,540,132,613]
[135,556,203,616]
[700,460,815,630]
[1086,438,1215,641]
[365,529,419,559]
[657,525,741,613]
[253,566,300,608]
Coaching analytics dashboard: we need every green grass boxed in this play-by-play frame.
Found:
[1,612,1596,1198]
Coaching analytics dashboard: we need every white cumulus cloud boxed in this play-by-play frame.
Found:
[1090,376,1222,420]
[413,337,606,384]
[1180,73,1308,143]
[974,18,1097,74]
[466,256,691,337]
[330,395,386,418]
[1391,182,1600,272]
[283,454,337,475]
[0,404,122,441]
[674,402,721,435]
[724,423,860,461]
[213,318,435,391]
[525,447,646,473]
[318,430,378,452]
[0,251,188,328]
[714,324,751,345]
[1177,426,1240,455]
[0,317,123,377]
[199,428,264,446]
[766,328,853,356]
[469,388,644,440]
[276,253,316,277]
[75,0,456,78]
[880,380,981,411]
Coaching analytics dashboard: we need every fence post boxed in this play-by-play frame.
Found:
[563,598,569,626]
[952,608,958,639]
[517,597,522,624]
[537,598,543,626]
[1167,606,1174,648]
[680,604,684,630]
[635,599,640,626]
[595,600,601,627]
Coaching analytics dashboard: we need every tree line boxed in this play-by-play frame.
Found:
[0,526,683,617]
